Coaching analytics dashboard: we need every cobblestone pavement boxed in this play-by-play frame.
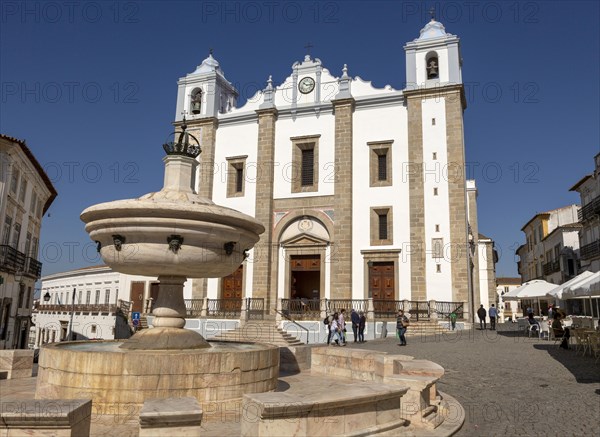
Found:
[348,323,600,437]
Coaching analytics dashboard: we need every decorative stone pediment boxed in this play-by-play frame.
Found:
[281,234,329,248]
[279,217,330,247]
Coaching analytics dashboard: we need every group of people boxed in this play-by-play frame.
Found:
[527,305,571,349]
[325,308,411,347]
[325,308,367,346]
[476,304,498,330]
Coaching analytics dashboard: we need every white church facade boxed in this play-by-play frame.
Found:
[173,19,491,321]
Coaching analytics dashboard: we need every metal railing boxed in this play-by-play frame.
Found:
[373,300,403,318]
[247,298,265,320]
[580,240,600,260]
[435,301,464,319]
[25,257,43,278]
[281,298,321,320]
[36,303,118,313]
[578,195,600,222]
[542,260,560,276]
[274,309,309,344]
[327,299,368,314]
[0,245,26,272]
[207,298,242,318]
[406,301,431,321]
[185,299,204,317]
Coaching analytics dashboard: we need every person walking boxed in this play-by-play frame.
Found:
[358,311,366,343]
[350,308,360,343]
[396,309,409,346]
[330,314,340,346]
[339,309,347,344]
[489,304,497,330]
[325,312,335,345]
[449,311,457,330]
[477,304,487,330]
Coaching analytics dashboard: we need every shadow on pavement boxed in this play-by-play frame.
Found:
[533,343,600,384]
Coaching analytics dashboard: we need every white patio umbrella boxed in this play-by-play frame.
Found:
[546,270,595,300]
[564,271,600,297]
[562,271,600,318]
[503,279,556,316]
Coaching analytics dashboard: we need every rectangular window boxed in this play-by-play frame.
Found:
[368,141,393,187]
[2,217,12,245]
[378,214,388,240]
[506,302,511,311]
[370,207,393,246]
[95,290,100,305]
[235,167,243,192]
[105,290,110,305]
[30,191,37,214]
[37,200,42,218]
[11,223,21,248]
[432,152,437,160]
[86,290,91,304]
[24,232,32,257]
[19,178,28,203]
[78,290,82,304]
[301,148,314,186]
[436,264,441,273]
[433,187,438,196]
[435,224,440,232]
[377,153,387,181]
[10,169,19,194]
[226,156,247,198]
[31,237,39,258]
[291,136,320,193]
[432,238,444,258]
[432,118,436,125]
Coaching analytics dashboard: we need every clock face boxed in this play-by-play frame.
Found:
[298,77,315,94]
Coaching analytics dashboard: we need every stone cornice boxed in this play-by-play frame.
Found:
[255,107,279,118]
[403,84,466,110]
[175,117,219,129]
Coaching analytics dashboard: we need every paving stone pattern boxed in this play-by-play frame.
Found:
[350,324,600,437]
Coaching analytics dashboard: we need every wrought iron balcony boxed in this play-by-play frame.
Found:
[580,240,600,260]
[0,245,26,272]
[25,257,42,278]
[542,260,560,276]
[578,195,600,222]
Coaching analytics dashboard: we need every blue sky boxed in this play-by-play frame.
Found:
[1,1,599,278]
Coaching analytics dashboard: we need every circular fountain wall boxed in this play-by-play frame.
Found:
[35,340,279,420]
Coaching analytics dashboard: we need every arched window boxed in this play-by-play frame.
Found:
[190,88,202,114]
[426,52,439,80]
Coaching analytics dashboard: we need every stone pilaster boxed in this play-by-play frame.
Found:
[467,187,480,311]
[181,117,218,299]
[253,108,277,310]
[443,87,470,306]
[405,93,426,301]
[331,98,354,299]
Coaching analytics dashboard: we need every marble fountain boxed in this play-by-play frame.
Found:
[33,121,464,436]
[35,120,279,418]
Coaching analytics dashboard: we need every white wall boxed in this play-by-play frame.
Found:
[422,97,452,301]
[351,103,411,299]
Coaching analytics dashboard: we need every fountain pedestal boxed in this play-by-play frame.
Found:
[121,275,211,350]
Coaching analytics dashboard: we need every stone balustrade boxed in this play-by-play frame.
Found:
[0,399,91,437]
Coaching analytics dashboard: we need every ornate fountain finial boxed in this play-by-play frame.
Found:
[163,116,201,158]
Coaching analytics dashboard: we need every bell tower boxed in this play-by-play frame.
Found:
[403,17,462,88]
[175,51,238,121]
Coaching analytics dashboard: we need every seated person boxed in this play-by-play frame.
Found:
[551,314,570,349]
[528,312,540,330]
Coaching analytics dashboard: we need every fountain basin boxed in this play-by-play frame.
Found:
[81,194,264,277]
[35,340,279,421]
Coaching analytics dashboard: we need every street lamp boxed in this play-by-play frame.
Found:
[43,292,51,302]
